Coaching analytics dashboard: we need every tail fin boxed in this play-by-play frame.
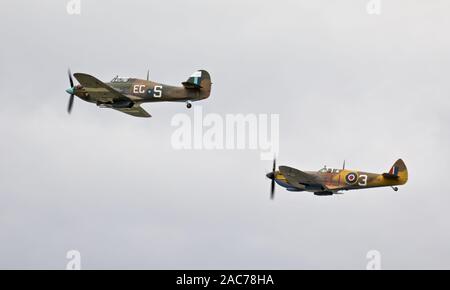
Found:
[182,70,212,99]
[383,159,408,184]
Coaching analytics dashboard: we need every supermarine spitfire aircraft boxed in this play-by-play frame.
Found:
[64,69,212,117]
[266,159,408,198]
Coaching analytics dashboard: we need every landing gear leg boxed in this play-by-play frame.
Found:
[391,186,399,192]
[186,102,192,109]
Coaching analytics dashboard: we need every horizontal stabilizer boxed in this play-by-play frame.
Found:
[182,82,202,89]
[382,173,400,179]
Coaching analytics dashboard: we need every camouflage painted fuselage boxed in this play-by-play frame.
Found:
[72,70,212,106]
[273,159,408,195]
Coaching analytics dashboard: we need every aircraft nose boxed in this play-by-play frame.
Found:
[66,87,75,94]
[266,172,275,179]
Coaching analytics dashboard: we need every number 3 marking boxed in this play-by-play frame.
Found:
[358,175,368,186]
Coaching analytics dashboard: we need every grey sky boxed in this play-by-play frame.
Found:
[0,0,449,269]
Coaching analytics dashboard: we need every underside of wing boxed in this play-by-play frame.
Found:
[73,73,129,103]
[324,184,344,191]
[113,105,151,118]
[279,166,324,190]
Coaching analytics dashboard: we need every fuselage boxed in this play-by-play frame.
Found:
[72,77,211,105]
[274,167,408,193]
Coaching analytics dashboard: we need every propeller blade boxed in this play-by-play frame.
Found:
[67,94,74,114]
[68,69,74,87]
[270,178,275,200]
[270,157,277,200]
[67,69,75,114]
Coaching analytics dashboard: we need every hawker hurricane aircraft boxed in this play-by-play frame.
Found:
[266,159,408,198]
[64,69,212,117]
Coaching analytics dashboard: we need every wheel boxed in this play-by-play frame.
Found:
[186,102,192,109]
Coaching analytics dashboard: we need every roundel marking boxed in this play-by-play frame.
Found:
[345,172,358,185]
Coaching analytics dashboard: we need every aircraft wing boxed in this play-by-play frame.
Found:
[73,73,130,102]
[279,166,324,189]
[74,73,150,117]
[113,105,151,118]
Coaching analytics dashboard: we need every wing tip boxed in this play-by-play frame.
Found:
[73,72,91,78]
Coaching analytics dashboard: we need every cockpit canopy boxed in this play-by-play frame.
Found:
[111,76,130,83]
[318,166,341,174]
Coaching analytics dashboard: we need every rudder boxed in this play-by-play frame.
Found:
[384,159,408,184]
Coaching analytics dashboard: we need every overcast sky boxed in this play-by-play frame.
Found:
[1,0,450,269]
